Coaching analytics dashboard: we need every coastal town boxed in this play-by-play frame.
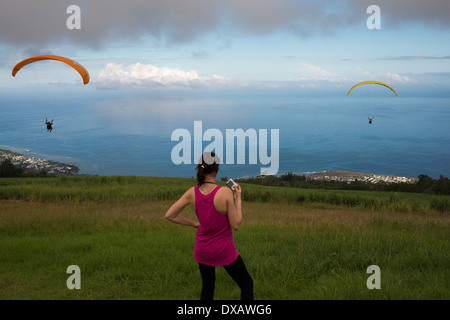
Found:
[306,170,418,184]
[0,149,79,175]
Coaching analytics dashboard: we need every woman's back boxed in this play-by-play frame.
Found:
[194,185,238,266]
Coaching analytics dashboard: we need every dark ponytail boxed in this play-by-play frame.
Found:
[196,152,220,186]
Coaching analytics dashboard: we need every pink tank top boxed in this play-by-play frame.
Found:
[194,185,239,266]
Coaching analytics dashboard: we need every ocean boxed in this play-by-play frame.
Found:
[1,88,449,179]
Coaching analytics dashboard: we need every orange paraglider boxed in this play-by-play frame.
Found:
[12,55,90,85]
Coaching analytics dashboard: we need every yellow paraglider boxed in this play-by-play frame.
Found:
[347,80,398,97]
[12,55,90,85]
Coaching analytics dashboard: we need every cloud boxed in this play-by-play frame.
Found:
[94,62,230,89]
[347,0,450,28]
[1,0,448,48]
[382,56,450,61]
[298,63,334,79]
[94,62,351,90]
[356,67,417,84]
[384,72,416,84]
[297,63,346,83]
[0,0,223,47]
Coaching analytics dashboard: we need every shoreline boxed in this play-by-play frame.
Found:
[305,170,419,184]
[0,149,80,175]
[0,148,421,183]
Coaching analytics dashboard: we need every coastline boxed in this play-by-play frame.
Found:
[306,170,418,184]
[0,148,79,175]
[0,148,420,183]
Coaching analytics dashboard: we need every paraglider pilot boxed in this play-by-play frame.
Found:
[368,117,373,124]
[45,118,54,132]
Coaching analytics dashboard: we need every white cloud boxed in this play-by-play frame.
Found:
[356,67,417,84]
[94,62,230,89]
[298,63,332,78]
[297,62,346,83]
[93,61,416,92]
[384,72,416,84]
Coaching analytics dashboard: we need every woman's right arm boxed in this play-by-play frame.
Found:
[165,187,200,228]
[226,184,242,231]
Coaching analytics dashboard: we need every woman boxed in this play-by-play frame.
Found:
[165,152,254,300]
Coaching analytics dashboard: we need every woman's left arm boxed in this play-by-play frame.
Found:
[165,187,200,228]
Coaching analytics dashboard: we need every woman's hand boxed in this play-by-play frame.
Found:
[165,187,199,228]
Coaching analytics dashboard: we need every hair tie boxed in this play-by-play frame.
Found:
[201,165,205,169]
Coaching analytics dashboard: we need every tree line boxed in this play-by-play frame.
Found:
[0,158,49,177]
[234,172,450,196]
[3,157,449,196]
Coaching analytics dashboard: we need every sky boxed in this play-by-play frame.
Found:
[0,0,449,96]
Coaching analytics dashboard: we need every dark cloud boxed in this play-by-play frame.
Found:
[382,56,450,61]
[0,0,221,47]
[0,0,449,48]
[347,0,450,28]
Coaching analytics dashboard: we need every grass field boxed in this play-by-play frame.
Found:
[0,176,449,299]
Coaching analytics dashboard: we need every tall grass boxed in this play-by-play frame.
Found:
[1,176,448,299]
[1,176,449,212]
[0,198,448,299]
[0,176,192,202]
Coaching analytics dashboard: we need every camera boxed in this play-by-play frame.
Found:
[226,178,237,191]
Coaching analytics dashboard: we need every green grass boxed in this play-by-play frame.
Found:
[0,176,449,299]
[1,176,449,212]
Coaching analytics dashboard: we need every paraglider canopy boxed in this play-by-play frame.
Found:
[347,80,398,97]
[347,81,398,124]
[12,55,90,85]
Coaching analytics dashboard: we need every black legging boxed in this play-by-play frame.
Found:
[198,255,254,300]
